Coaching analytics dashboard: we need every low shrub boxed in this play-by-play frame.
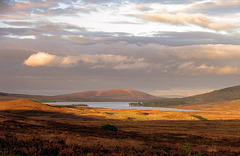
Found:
[101,124,118,132]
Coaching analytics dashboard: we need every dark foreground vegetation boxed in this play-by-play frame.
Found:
[0,110,240,155]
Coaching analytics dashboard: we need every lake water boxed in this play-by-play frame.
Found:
[44,101,192,112]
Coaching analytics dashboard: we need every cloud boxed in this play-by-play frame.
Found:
[4,34,36,39]
[80,54,129,64]
[190,0,240,14]
[0,1,10,12]
[129,0,193,4]
[113,58,150,70]
[171,44,240,60]
[133,13,236,31]
[80,54,149,70]
[177,62,239,75]
[24,52,78,67]
[24,52,148,70]
[215,66,239,75]
[22,43,240,75]
[68,36,113,44]
[11,1,56,11]
[4,21,33,26]
[133,4,152,11]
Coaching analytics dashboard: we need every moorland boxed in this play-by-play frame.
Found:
[1,97,240,155]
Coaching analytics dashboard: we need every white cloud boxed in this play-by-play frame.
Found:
[24,52,148,70]
[4,34,36,39]
[23,52,78,67]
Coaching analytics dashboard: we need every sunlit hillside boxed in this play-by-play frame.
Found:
[57,89,161,101]
[143,85,240,107]
[0,99,195,121]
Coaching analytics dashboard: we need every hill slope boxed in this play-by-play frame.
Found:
[0,92,58,102]
[0,89,160,102]
[184,85,240,104]
[175,99,240,112]
[143,85,240,107]
[0,99,60,112]
[58,89,159,101]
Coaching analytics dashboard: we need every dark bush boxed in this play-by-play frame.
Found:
[101,124,118,132]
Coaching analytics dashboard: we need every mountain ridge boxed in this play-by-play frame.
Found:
[2,84,240,104]
[57,89,160,101]
[0,89,161,102]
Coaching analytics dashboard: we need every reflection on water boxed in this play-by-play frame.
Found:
[44,101,192,112]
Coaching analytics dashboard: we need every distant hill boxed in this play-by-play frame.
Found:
[184,85,240,104]
[143,85,240,107]
[57,89,160,101]
[0,92,55,102]
[0,92,87,102]
[0,89,160,102]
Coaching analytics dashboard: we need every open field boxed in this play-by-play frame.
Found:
[0,99,240,155]
[175,99,240,120]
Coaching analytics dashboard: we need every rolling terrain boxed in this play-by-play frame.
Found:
[0,89,160,102]
[0,99,196,121]
[0,92,56,102]
[143,84,240,107]
[57,89,160,101]
[0,99,240,155]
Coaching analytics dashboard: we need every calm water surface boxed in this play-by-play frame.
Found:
[44,102,192,112]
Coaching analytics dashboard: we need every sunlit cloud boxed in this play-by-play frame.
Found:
[190,0,240,14]
[80,54,130,64]
[170,44,240,60]
[177,62,239,75]
[68,36,113,44]
[216,66,239,75]
[24,52,78,67]
[24,52,148,70]
[133,13,237,31]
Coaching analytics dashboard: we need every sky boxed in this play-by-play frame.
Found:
[0,0,240,97]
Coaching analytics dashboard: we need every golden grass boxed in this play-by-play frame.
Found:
[2,99,240,121]
[174,99,240,120]
[0,99,61,112]
[0,99,197,121]
[77,108,197,120]
[1,99,240,155]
